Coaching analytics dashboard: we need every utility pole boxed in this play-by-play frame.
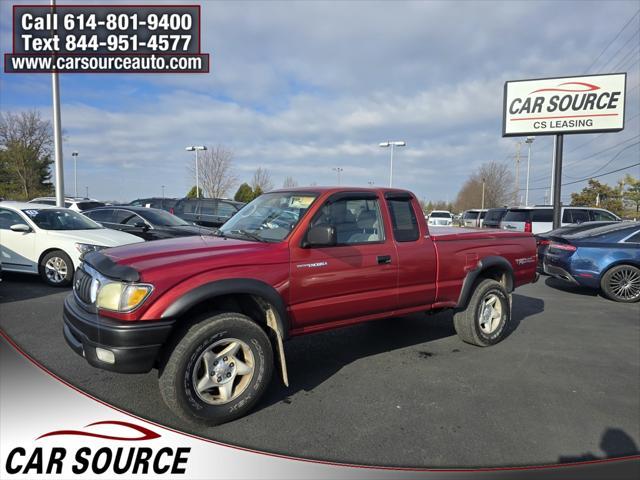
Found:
[481,178,486,210]
[514,141,521,205]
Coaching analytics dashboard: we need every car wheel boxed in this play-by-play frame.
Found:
[453,278,511,347]
[601,265,640,303]
[39,250,74,287]
[159,312,273,425]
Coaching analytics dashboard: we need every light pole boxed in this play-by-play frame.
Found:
[524,136,535,206]
[481,178,486,210]
[332,167,343,185]
[85,186,89,198]
[161,185,165,199]
[185,146,207,197]
[71,151,79,198]
[51,0,64,207]
[379,141,406,187]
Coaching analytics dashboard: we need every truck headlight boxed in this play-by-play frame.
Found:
[75,243,106,259]
[96,282,153,312]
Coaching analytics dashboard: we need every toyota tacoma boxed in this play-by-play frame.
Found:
[63,187,538,424]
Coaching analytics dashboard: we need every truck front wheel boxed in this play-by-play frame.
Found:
[453,278,511,347]
[159,312,274,425]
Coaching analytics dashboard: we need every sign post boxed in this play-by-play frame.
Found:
[502,73,626,229]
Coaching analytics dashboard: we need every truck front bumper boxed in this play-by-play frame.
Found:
[63,294,175,374]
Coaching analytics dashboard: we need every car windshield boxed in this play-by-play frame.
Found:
[219,192,318,242]
[430,212,451,218]
[137,209,190,226]
[22,208,102,230]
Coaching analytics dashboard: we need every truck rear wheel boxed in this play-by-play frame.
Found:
[159,312,273,425]
[453,278,510,347]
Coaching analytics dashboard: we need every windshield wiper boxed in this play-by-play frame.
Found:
[226,229,266,242]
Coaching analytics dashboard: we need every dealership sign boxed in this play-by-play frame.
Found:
[503,73,626,137]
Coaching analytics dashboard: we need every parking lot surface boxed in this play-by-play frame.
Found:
[1,273,639,467]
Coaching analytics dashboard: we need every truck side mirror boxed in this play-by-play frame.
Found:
[303,224,336,248]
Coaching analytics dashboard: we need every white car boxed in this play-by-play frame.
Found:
[0,202,143,286]
[29,196,105,212]
[427,210,454,227]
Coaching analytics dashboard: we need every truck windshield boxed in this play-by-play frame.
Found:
[219,192,318,242]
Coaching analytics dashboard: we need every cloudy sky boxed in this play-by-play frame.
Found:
[0,0,638,203]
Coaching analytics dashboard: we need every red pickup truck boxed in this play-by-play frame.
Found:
[64,187,538,424]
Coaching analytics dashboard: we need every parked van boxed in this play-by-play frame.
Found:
[462,209,488,228]
[500,206,619,234]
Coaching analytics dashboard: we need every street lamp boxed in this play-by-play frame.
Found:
[85,186,89,198]
[161,185,165,199]
[379,141,406,187]
[71,151,79,198]
[481,177,486,210]
[332,167,343,185]
[185,145,207,198]
[524,136,535,206]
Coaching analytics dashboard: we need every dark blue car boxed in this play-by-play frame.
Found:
[543,222,640,303]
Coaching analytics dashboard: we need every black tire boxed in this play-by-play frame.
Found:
[159,312,273,425]
[38,250,74,287]
[601,264,640,303]
[453,278,511,347]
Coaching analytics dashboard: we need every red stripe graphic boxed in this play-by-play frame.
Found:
[37,420,160,441]
[530,81,601,94]
[510,113,619,121]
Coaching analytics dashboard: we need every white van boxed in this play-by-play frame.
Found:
[500,206,620,234]
[461,209,488,228]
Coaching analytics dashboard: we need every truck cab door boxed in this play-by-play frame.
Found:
[289,192,398,331]
[384,192,437,310]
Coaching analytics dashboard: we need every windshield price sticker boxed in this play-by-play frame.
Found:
[503,73,626,136]
[5,5,209,73]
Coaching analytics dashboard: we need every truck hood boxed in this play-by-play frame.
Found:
[101,235,284,280]
[46,228,143,246]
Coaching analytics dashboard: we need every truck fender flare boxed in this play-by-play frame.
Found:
[160,278,289,340]
[456,256,514,310]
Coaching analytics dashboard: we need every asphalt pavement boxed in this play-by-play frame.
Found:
[1,272,638,467]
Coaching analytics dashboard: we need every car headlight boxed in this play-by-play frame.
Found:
[75,243,106,258]
[96,281,153,312]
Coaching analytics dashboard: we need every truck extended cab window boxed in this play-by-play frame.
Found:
[387,198,420,241]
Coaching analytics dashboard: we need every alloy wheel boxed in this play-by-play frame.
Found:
[192,338,255,405]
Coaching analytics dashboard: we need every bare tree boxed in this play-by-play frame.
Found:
[0,110,53,199]
[282,176,298,188]
[188,145,237,198]
[454,161,513,211]
[251,167,274,193]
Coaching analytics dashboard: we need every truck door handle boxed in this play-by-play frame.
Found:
[377,255,392,265]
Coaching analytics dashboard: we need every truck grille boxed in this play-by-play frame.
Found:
[74,268,94,304]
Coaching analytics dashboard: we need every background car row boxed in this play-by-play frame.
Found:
[0,202,143,286]
[453,206,620,232]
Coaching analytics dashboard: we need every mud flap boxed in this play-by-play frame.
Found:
[265,308,289,387]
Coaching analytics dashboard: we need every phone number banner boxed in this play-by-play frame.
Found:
[5,4,209,73]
